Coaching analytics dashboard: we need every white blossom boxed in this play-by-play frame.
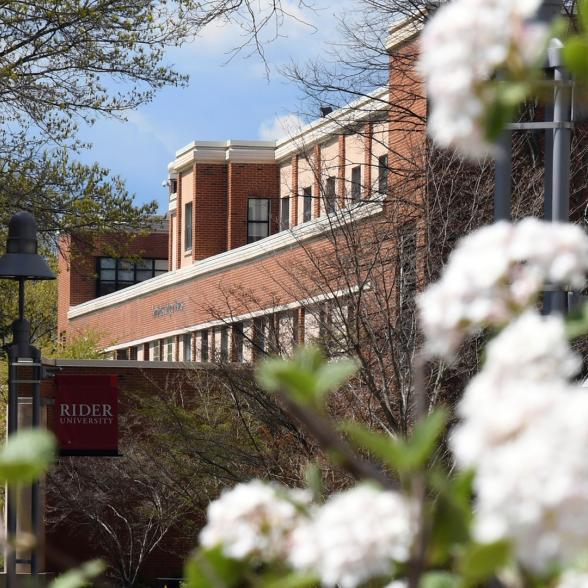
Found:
[420,0,547,157]
[418,219,588,357]
[472,392,588,571]
[289,485,414,588]
[557,571,588,588]
[199,480,310,561]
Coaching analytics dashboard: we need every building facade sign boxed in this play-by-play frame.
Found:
[152,300,185,318]
[53,374,118,456]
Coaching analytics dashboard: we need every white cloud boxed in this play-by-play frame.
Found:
[258,113,305,140]
[125,110,180,154]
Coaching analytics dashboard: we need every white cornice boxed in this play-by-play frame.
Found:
[386,15,423,50]
[274,89,389,162]
[166,90,389,174]
[169,140,277,171]
[68,199,384,320]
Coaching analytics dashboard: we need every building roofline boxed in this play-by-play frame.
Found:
[168,89,389,172]
[385,15,424,51]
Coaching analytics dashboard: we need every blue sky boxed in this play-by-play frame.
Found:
[75,0,355,213]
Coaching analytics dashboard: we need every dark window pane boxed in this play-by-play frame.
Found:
[248,199,269,221]
[233,322,244,362]
[100,258,116,269]
[136,259,152,270]
[248,199,270,243]
[351,166,361,202]
[378,155,388,195]
[201,330,209,362]
[325,177,336,213]
[280,198,290,230]
[136,270,153,282]
[100,269,116,281]
[220,327,229,361]
[303,187,312,222]
[185,202,193,251]
[183,333,193,361]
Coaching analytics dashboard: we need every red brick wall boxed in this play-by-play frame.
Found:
[193,163,228,260]
[227,163,279,249]
[65,230,340,347]
[57,231,169,338]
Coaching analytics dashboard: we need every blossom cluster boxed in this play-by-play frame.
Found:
[420,0,547,158]
[417,218,588,357]
[200,482,414,588]
[414,214,588,572]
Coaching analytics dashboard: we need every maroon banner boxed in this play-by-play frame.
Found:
[54,374,118,456]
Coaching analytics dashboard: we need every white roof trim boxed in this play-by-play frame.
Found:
[166,90,389,174]
[274,89,389,162]
[103,285,361,352]
[68,199,384,320]
[42,358,213,369]
[169,140,277,171]
[386,16,423,50]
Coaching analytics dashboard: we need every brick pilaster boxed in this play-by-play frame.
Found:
[175,171,182,270]
[338,135,346,208]
[313,144,321,218]
[291,155,299,227]
[364,121,373,199]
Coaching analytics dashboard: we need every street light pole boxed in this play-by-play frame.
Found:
[0,212,55,587]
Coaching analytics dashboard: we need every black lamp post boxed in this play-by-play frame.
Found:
[0,212,55,586]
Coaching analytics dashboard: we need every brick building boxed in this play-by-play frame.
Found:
[57,20,422,364]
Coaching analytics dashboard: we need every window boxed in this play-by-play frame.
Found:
[232,322,244,362]
[168,178,178,195]
[129,346,138,361]
[378,154,388,195]
[248,198,270,243]
[184,202,193,251]
[116,349,128,360]
[183,333,193,361]
[200,330,209,362]
[150,340,161,362]
[280,198,290,230]
[220,327,229,362]
[351,166,361,202]
[325,177,336,214]
[165,337,174,361]
[302,187,312,223]
[96,257,167,297]
[253,317,266,357]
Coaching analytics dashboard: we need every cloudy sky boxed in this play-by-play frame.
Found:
[76,0,355,213]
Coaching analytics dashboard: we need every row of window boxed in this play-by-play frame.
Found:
[280,156,388,230]
[96,257,168,297]
[178,157,389,252]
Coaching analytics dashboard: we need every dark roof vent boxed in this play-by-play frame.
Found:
[320,106,333,117]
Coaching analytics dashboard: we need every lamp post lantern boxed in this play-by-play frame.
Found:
[0,212,55,587]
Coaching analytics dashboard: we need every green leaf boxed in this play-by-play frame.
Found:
[0,429,56,484]
[460,540,511,584]
[184,547,246,588]
[256,346,358,408]
[314,359,359,399]
[563,36,588,81]
[340,420,409,470]
[342,409,447,473]
[406,408,448,468]
[484,98,516,144]
[580,0,588,33]
[49,560,106,588]
[565,300,588,339]
[428,469,474,564]
[419,571,462,588]
[304,462,323,500]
